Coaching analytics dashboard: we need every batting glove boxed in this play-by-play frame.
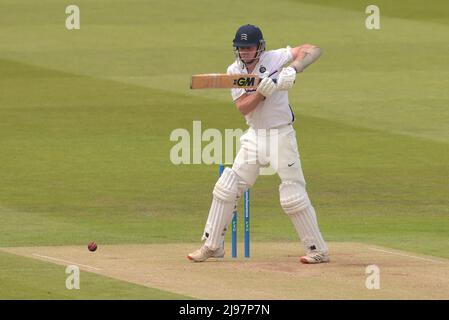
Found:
[277,66,296,91]
[256,77,277,98]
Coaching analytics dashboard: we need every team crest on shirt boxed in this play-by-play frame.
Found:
[259,66,266,73]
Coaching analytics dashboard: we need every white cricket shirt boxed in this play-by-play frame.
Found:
[227,47,295,129]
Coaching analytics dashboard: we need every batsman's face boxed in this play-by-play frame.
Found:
[238,46,258,63]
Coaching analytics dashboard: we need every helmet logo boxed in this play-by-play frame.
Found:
[240,33,248,41]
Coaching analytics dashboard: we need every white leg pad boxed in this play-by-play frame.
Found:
[279,182,311,214]
[280,182,328,253]
[204,168,239,250]
[202,173,251,242]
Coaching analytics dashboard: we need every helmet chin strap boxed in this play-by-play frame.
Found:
[235,47,263,69]
[243,57,259,68]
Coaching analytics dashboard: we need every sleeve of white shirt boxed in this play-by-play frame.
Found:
[227,64,246,101]
[271,46,294,69]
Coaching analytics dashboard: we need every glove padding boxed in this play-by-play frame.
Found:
[277,66,296,91]
[256,77,277,98]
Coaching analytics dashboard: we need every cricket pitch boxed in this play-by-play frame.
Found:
[1,242,448,299]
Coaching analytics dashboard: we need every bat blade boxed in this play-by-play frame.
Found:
[190,74,260,89]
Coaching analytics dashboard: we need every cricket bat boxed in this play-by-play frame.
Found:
[190,73,261,89]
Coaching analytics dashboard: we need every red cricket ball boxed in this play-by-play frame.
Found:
[88,242,97,252]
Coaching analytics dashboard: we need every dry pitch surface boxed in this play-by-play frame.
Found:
[1,242,448,299]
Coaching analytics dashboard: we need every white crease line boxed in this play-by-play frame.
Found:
[368,247,447,264]
[32,253,102,271]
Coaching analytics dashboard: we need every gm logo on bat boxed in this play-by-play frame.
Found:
[234,77,256,87]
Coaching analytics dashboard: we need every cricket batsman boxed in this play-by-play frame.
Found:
[188,24,329,264]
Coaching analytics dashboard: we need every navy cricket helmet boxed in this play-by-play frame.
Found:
[233,24,266,66]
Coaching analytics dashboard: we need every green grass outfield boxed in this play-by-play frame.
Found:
[0,0,448,298]
[0,251,190,299]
